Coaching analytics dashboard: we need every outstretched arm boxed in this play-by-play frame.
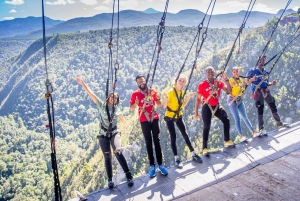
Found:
[118,114,128,128]
[76,77,98,104]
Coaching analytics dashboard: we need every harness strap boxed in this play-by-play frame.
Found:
[228,96,243,107]
[203,79,219,115]
[253,69,268,96]
[140,89,155,123]
[167,87,184,120]
[228,78,244,106]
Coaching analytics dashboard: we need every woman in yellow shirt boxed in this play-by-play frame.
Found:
[227,67,260,142]
[163,75,202,168]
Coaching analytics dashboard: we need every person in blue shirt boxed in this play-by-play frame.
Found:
[245,55,288,135]
[76,77,134,189]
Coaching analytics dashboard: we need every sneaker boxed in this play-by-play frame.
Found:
[192,154,203,163]
[259,129,267,136]
[253,132,260,138]
[224,140,235,148]
[240,136,248,142]
[149,165,156,178]
[175,159,183,169]
[126,172,134,187]
[158,164,168,176]
[277,122,290,128]
[203,148,210,156]
[108,180,114,189]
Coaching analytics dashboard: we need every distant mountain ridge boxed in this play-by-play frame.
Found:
[143,8,160,14]
[0,16,62,38]
[1,8,296,39]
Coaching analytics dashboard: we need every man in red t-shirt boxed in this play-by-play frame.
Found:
[194,66,235,156]
[130,75,168,178]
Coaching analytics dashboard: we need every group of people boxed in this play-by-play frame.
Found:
[76,55,288,188]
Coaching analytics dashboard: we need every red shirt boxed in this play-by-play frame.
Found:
[197,79,224,106]
[130,88,160,122]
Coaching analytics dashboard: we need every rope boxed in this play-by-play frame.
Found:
[264,23,300,68]
[106,0,120,136]
[41,0,62,200]
[146,0,169,88]
[254,0,292,69]
[216,0,256,78]
[169,0,216,119]
[268,24,300,74]
[175,0,216,82]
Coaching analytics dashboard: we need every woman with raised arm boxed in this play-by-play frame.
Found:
[76,77,134,189]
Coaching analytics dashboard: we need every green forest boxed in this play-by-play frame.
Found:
[0,14,300,200]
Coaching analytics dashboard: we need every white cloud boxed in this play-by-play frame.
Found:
[4,0,24,5]
[218,1,249,9]
[253,3,276,13]
[80,0,98,5]
[94,6,109,10]
[46,0,75,5]
[66,0,76,3]
[103,0,112,5]
[3,17,15,20]
[293,6,299,11]
[119,0,139,9]
[9,9,17,13]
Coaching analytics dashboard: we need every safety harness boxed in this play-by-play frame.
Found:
[228,78,245,107]
[203,79,219,115]
[140,88,156,123]
[166,87,184,120]
[252,68,269,99]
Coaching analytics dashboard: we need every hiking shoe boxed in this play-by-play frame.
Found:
[203,148,210,156]
[108,180,114,189]
[149,165,156,178]
[192,154,203,163]
[253,132,260,138]
[259,129,267,136]
[240,136,248,142]
[277,122,290,128]
[175,159,183,169]
[158,164,168,176]
[224,140,235,148]
[126,172,134,187]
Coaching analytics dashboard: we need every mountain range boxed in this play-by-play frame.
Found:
[0,8,296,39]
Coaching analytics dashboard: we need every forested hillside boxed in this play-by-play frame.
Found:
[1,17,300,200]
[0,39,34,62]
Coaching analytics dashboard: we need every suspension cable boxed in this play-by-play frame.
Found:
[106,0,120,134]
[183,0,217,99]
[216,0,256,78]
[41,0,62,200]
[146,0,170,88]
[175,0,215,82]
[254,0,292,69]
[264,23,300,67]
[268,25,300,74]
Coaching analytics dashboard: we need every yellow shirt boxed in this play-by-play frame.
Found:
[165,88,186,118]
[229,77,245,97]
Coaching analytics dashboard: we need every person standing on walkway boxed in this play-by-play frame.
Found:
[194,66,235,156]
[246,55,289,135]
[76,77,134,189]
[130,74,168,178]
[163,74,203,168]
[227,67,260,141]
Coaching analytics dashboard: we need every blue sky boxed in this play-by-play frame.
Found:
[1,0,299,21]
